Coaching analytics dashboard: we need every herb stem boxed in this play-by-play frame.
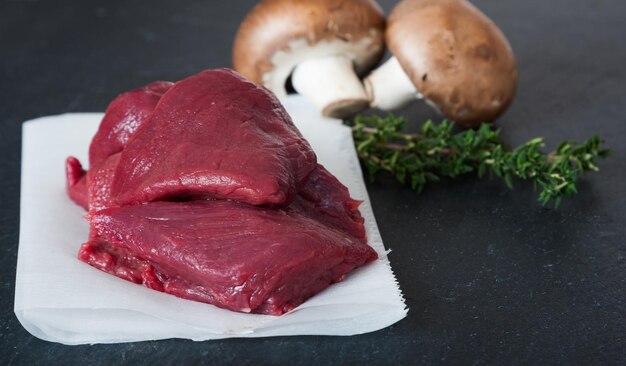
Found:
[352,114,611,206]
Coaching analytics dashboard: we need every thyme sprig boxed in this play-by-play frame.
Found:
[352,114,611,207]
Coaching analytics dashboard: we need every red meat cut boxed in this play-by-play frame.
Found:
[80,201,377,315]
[66,68,376,316]
[66,81,173,209]
[111,69,317,207]
[89,81,173,167]
[294,165,366,243]
[66,157,88,210]
[86,153,121,212]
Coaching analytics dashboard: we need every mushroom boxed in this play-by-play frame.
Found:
[233,0,385,118]
[364,0,518,127]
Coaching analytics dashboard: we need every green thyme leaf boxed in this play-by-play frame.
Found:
[352,114,611,207]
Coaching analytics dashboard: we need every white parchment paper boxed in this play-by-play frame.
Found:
[14,95,407,345]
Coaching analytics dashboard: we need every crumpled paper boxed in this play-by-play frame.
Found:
[14,95,407,345]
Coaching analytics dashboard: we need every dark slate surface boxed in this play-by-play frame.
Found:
[1,0,625,364]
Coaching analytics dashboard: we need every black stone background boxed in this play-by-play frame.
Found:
[1,1,625,364]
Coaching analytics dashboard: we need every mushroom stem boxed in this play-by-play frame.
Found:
[364,56,420,110]
[291,55,369,118]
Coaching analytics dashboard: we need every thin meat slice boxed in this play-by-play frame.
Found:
[89,81,173,167]
[83,201,377,315]
[111,69,317,207]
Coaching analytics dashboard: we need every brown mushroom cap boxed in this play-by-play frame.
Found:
[233,0,385,94]
[387,0,518,127]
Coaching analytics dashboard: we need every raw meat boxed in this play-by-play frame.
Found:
[67,68,376,316]
[65,81,172,209]
[89,81,173,167]
[66,154,120,211]
[81,201,377,315]
[111,69,317,207]
[294,165,366,243]
[65,157,88,210]
[86,153,121,212]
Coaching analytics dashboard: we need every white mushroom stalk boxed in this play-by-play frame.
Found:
[292,55,369,118]
[365,0,518,127]
[232,0,386,119]
[364,56,421,110]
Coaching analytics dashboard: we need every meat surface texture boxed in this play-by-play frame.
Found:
[111,70,317,207]
[65,81,173,210]
[83,201,376,315]
[89,81,173,167]
[293,164,366,243]
[65,157,88,210]
[66,68,376,316]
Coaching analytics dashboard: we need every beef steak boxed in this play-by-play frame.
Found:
[111,69,317,207]
[67,68,376,316]
[82,201,376,315]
